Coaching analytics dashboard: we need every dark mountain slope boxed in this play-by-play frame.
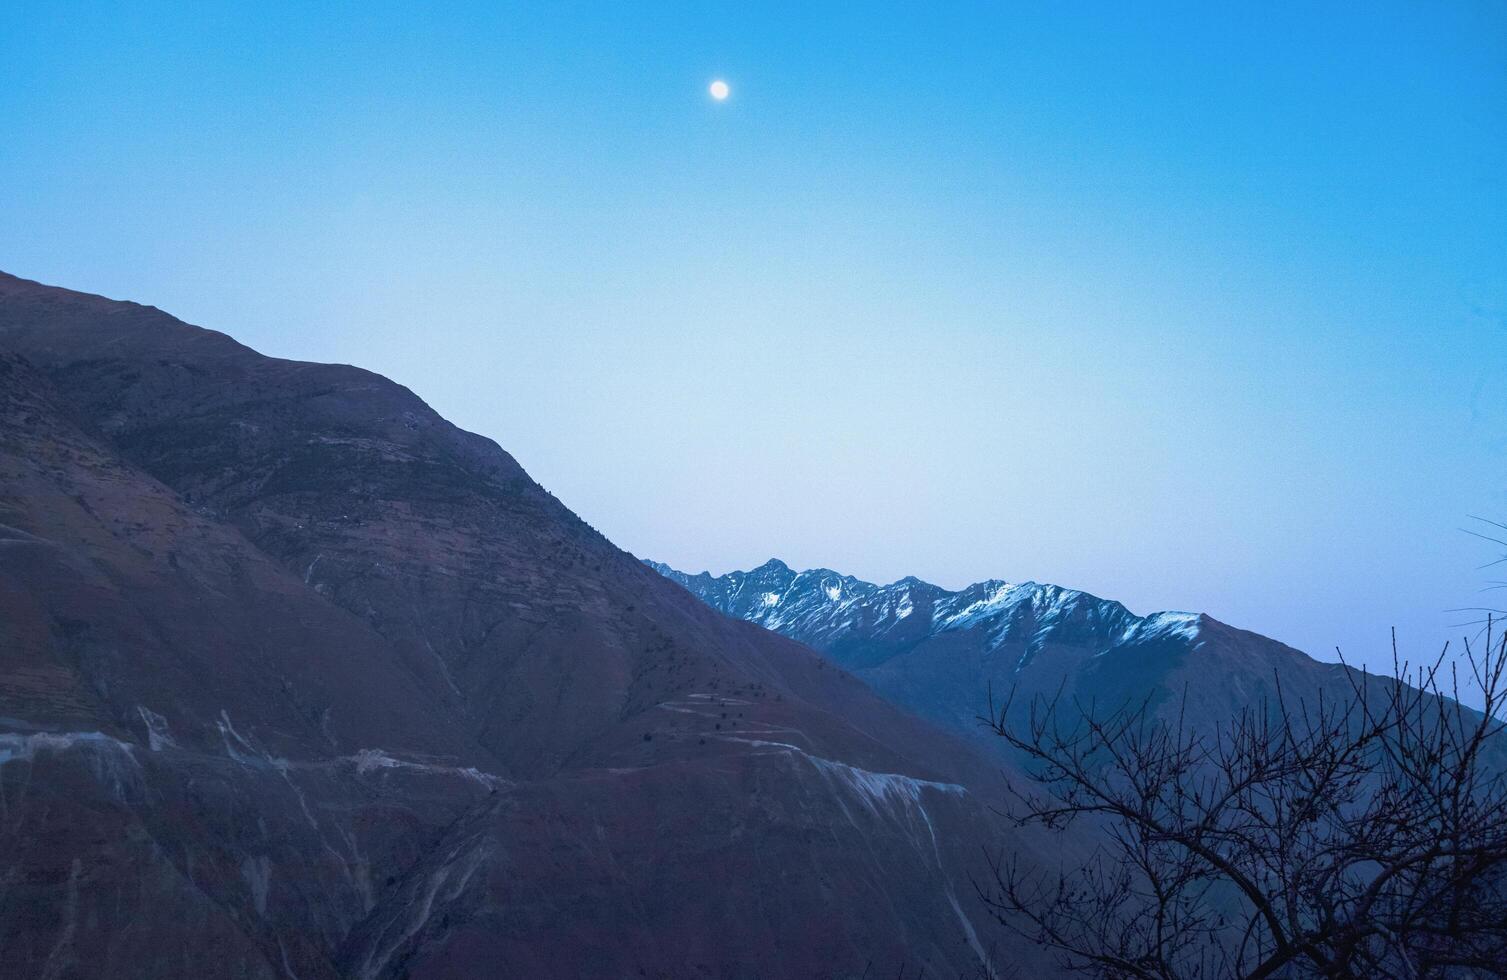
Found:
[0,349,507,978]
[0,350,478,760]
[0,272,1045,979]
[0,272,960,781]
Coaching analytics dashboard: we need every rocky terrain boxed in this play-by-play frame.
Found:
[0,272,1047,979]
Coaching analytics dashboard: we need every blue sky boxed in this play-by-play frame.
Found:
[3,2,1505,677]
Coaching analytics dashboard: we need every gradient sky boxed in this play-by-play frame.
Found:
[3,2,1506,681]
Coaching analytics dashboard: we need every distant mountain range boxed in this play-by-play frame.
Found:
[649,558,1357,754]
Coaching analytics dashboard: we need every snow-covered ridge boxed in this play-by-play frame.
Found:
[649,558,1206,663]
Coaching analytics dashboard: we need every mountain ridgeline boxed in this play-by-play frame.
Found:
[648,559,1358,755]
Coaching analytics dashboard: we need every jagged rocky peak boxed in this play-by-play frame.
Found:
[650,558,1205,658]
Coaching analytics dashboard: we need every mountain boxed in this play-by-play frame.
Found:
[648,559,1358,754]
[0,272,1050,979]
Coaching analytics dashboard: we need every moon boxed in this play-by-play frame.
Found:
[709,79,730,101]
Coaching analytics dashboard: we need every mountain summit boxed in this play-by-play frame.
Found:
[647,560,1206,668]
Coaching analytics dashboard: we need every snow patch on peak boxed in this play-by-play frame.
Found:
[1121,611,1203,644]
[761,592,781,607]
[937,581,1021,630]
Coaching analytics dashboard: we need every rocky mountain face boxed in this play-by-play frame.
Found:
[649,559,1358,755]
[0,273,1051,979]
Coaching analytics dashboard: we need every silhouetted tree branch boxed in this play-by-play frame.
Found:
[979,622,1507,979]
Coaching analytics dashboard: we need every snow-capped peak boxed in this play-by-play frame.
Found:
[648,558,1210,665]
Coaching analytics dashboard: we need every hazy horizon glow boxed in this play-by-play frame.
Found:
[3,2,1505,676]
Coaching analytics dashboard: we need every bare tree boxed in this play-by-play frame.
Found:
[979,623,1507,979]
